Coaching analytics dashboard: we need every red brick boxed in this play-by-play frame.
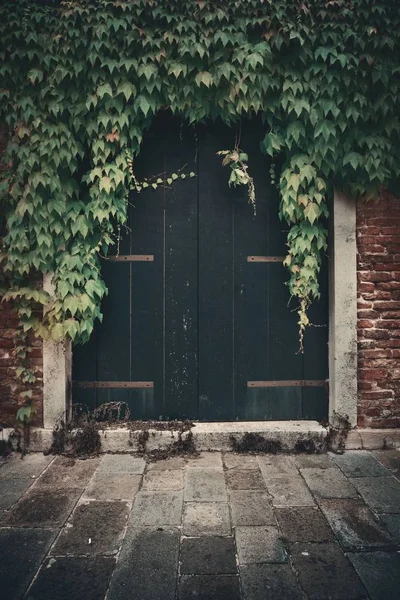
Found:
[361,272,392,283]
[373,301,400,310]
[360,329,390,340]
[359,349,393,359]
[358,320,374,329]
[376,281,400,290]
[358,282,375,293]
[357,310,379,319]
[359,368,388,381]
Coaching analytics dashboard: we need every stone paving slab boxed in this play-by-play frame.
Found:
[185,467,227,502]
[275,507,333,542]
[349,475,400,513]
[331,450,392,478]
[142,469,184,491]
[0,477,35,515]
[372,450,400,480]
[266,476,315,507]
[229,490,275,526]
[2,448,400,600]
[107,527,180,600]
[0,527,57,600]
[257,455,299,478]
[51,500,129,556]
[300,467,358,499]
[180,536,237,574]
[235,526,287,564]
[131,491,183,526]
[96,454,145,474]
[240,564,303,600]
[186,452,223,468]
[147,456,186,470]
[225,468,265,490]
[26,556,115,600]
[0,453,53,479]
[183,502,231,536]
[318,498,394,550]
[36,456,100,488]
[290,542,366,599]
[83,473,141,501]
[348,551,400,600]
[4,488,81,527]
[378,513,400,543]
[178,575,241,600]
[223,453,260,470]
[293,453,334,469]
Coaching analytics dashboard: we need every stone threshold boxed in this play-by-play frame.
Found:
[1,422,399,453]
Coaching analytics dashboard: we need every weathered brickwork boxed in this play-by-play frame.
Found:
[0,125,43,427]
[0,303,43,427]
[357,194,400,428]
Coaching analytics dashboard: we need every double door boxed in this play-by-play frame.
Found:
[73,116,328,421]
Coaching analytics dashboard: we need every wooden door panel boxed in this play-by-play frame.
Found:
[164,120,198,419]
[198,125,234,420]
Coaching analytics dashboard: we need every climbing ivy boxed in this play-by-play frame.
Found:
[0,0,399,357]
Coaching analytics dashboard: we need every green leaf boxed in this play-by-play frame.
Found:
[117,81,136,101]
[27,69,43,84]
[195,71,213,87]
[99,177,112,194]
[343,152,362,170]
[135,95,152,116]
[304,203,320,224]
[97,83,113,99]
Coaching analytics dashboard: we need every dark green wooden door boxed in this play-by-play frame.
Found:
[73,115,328,421]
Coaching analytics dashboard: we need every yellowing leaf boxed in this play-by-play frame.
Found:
[195,71,214,87]
[99,177,112,194]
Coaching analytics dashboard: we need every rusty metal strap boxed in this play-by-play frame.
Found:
[247,256,285,263]
[73,381,154,389]
[107,255,154,262]
[248,380,327,388]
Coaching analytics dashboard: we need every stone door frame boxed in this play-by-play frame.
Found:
[42,190,358,429]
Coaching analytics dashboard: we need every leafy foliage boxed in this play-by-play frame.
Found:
[218,148,256,215]
[0,0,399,358]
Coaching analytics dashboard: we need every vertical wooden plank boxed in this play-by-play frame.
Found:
[129,116,165,419]
[198,122,234,420]
[72,330,98,413]
[302,254,329,420]
[233,118,302,420]
[96,262,131,383]
[164,117,198,419]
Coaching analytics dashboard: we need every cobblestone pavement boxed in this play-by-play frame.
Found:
[1,450,400,600]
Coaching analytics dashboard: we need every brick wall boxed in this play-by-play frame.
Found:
[0,304,43,427]
[357,194,400,428]
[0,125,43,428]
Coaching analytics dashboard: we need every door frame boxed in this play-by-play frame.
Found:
[42,189,358,428]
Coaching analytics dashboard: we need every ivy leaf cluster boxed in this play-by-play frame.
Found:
[218,148,256,215]
[0,0,399,358]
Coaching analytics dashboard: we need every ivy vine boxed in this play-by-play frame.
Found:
[0,0,399,367]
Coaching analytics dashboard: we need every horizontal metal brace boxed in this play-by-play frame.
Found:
[248,380,327,388]
[247,256,285,263]
[73,381,154,389]
[107,255,154,262]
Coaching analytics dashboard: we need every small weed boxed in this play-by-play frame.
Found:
[230,433,282,454]
[147,431,198,461]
